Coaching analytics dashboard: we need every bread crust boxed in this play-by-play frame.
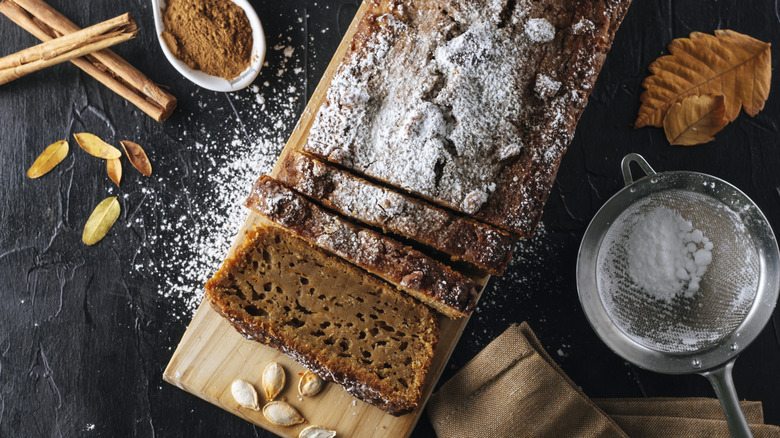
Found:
[277,151,516,274]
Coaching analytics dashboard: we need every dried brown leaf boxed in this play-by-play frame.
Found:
[82,196,120,246]
[73,133,122,159]
[120,140,152,176]
[27,140,68,178]
[636,30,771,128]
[107,158,122,186]
[663,95,728,146]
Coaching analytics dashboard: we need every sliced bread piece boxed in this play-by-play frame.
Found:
[245,175,481,318]
[277,151,516,275]
[206,224,439,416]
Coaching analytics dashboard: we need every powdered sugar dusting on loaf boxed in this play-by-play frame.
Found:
[432,22,526,213]
[307,5,540,213]
[534,74,562,100]
[305,0,615,231]
[524,18,556,43]
[572,18,595,34]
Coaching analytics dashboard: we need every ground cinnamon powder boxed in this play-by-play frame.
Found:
[161,0,252,81]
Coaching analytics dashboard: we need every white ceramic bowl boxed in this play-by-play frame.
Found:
[151,0,266,92]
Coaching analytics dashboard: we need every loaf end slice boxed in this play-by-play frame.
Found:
[206,224,439,416]
[277,151,517,275]
[246,175,481,318]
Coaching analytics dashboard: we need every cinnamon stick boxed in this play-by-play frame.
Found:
[0,13,137,86]
[0,0,177,121]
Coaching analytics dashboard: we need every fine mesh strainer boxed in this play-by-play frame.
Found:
[577,154,779,438]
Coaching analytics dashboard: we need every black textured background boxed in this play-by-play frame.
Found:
[1,0,779,436]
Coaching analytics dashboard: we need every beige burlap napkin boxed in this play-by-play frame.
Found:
[595,398,780,437]
[427,323,780,438]
[593,397,765,423]
[428,323,626,437]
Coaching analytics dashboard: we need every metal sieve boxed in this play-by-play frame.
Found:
[577,154,780,438]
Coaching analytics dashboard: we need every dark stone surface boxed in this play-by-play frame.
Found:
[1,0,778,436]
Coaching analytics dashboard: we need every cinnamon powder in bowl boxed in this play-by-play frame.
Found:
[161,0,252,81]
[153,0,265,92]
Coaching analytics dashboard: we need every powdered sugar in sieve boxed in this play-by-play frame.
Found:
[596,189,759,353]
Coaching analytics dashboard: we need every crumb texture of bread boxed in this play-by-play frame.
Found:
[277,151,517,274]
[303,0,632,234]
[206,225,440,416]
[246,175,481,318]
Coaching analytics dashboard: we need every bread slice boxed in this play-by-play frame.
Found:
[277,151,516,275]
[245,175,481,319]
[206,224,439,416]
[303,0,632,235]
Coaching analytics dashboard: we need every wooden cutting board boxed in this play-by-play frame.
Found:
[163,2,490,437]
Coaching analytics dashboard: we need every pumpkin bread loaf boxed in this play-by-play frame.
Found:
[246,175,481,318]
[206,224,439,416]
[206,0,634,418]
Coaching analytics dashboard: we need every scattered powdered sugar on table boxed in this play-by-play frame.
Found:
[137,42,304,319]
[626,206,714,302]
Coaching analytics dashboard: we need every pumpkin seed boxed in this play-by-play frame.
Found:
[26,140,68,178]
[298,371,325,397]
[262,362,285,401]
[299,425,336,438]
[82,197,120,245]
[107,158,122,186]
[73,133,122,159]
[262,401,305,426]
[231,379,259,410]
[120,140,152,176]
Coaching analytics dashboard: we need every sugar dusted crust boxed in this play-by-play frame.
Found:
[304,0,632,234]
[277,151,517,274]
[245,175,481,318]
[206,225,440,416]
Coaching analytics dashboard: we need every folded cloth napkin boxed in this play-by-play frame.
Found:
[593,398,765,423]
[427,323,780,438]
[427,323,626,437]
[595,398,780,437]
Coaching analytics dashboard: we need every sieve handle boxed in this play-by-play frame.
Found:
[701,358,753,438]
[621,153,657,186]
